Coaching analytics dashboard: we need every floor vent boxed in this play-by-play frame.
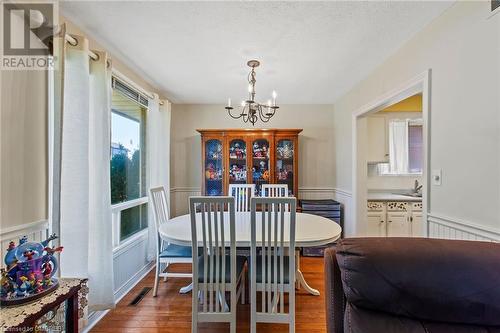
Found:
[129,287,152,306]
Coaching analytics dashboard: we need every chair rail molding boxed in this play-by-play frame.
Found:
[0,220,50,262]
[427,213,500,242]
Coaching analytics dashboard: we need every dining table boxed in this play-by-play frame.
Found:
[159,211,342,296]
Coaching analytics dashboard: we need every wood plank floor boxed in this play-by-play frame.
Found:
[91,256,327,333]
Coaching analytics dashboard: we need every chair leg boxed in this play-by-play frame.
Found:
[153,259,161,297]
[163,261,169,282]
[241,269,246,305]
[289,287,295,333]
[192,288,198,333]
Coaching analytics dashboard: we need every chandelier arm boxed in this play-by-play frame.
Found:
[227,107,244,120]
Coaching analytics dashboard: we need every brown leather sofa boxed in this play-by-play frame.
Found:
[324,237,500,333]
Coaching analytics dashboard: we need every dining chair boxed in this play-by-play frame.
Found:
[228,184,255,212]
[250,197,297,333]
[189,196,246,333]
[150,186,192,297]
[261,184,289,198]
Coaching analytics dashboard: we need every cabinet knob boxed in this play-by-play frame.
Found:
[388,220,392,223]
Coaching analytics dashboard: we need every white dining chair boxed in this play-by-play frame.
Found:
[250,197,297,333]
[261,184,289,198]
[150,186,192,297]
[189,196,246,333]
[228,184,255,212]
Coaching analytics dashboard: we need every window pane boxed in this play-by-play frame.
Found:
[408,125,423,173]
[120,203,148,240]
[110,90,146,204]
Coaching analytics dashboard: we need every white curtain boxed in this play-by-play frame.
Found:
[59,35,114,311]
[388,119,409,174]
[147,96,172,261]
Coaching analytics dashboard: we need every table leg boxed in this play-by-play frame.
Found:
[179,283,193,294]
[295,250,320,296]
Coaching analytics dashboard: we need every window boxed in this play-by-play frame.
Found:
[408,123,423,173]
[110,83,148,241]
[380,119,423,175]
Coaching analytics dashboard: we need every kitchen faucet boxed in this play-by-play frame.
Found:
[414,180,423,194]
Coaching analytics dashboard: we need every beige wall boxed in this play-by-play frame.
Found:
[170,104,335,214]
[1,70,48,229]
[333,1,500,230]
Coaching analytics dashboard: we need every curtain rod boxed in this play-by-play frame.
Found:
[64,34,99,61]
[65,33,164,104]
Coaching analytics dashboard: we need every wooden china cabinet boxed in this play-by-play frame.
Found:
[197,129,302,197]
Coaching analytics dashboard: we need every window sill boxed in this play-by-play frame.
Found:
[113,228,148,255]
[377,173,423,177]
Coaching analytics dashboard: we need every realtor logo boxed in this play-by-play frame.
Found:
[1,1,57,69]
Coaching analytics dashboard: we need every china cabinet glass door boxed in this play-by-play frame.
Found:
[228,139,247,185]
[276,139,294,196]
[251,138,270,196]
[204,139,223,196]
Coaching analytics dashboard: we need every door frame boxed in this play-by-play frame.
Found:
[351,69,431,237]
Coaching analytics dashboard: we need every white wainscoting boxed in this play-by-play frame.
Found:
[170,187,202,217]
[428,213,500,242]
[0,220,50,261]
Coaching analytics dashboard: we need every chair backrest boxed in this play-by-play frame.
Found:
[228,184,255,212]
[189,196,236,314]
[261,184,289,198]
[250,197,296,314]
[150,186,170,233]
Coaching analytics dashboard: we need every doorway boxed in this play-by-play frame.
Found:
[351,70,431,237]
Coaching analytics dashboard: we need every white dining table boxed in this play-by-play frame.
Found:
[159,211,342,296]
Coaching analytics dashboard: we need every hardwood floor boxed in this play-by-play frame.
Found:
[91,256,327,333]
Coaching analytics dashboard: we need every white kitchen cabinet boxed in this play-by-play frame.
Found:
[410,202,423,237]
[367,202,386,237]
[387,212,410,236]
[367,201,422,237]
[366,116,388,162]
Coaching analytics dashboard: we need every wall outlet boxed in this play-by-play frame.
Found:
[432,169,442,186]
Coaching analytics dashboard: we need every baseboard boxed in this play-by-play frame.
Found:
[83,261,155,333]
[427,213,500,241]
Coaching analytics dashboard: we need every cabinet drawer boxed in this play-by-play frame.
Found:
[367,201,385,211]
[386,201,408,212]
[411,202,423,212]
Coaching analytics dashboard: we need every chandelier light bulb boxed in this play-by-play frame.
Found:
[241,101,246,107]
[248,84,253,93]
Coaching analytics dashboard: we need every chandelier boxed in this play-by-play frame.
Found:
[225,60,279,126]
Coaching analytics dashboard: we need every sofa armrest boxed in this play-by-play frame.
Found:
[324,246,345,333]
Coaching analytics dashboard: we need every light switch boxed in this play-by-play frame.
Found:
[432,169,442,186]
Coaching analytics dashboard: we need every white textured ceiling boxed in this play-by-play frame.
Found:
[61,1,454,104]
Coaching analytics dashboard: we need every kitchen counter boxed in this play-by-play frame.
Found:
[367,191,422,202]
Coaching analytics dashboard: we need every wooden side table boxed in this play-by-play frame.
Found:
[0,278,88,333]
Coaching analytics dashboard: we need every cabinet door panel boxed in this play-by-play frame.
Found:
[387,212,410,237]
[204,138,224,196]
[411,211,423,237]
[367,212,386,237]
[275,138,295,196]
[227,138,248,186]
[251,137,271,196]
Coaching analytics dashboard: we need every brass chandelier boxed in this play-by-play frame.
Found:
[225,60,279,126]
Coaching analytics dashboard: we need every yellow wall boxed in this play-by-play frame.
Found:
[382,94,422,112]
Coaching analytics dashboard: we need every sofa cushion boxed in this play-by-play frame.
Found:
[336,238,500,326]
[345,303,500,333]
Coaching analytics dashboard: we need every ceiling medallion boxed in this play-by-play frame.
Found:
[225,60,279,126]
